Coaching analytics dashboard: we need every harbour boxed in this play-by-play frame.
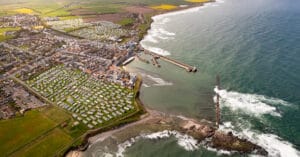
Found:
[144,50,197,72]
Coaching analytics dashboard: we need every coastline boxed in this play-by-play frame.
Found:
[67,107,268,157]
[65,1,218,156]
[66,1,269,156]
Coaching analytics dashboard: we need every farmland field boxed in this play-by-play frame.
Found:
[0,110,56,156]
[10,128,73,157]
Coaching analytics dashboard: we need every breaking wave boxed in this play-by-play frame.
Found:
[220,122,300,157]
[140,44,171,56]
[141,0,225,56]
[116,130,199,157]
[146,74,173,86]
[214,87,292,117]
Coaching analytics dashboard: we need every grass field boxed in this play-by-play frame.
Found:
[42,106,71,124]
[11,128,73,157]
[151,4,178,10]
[0,27,20,42]
[0,0,208,156]
[0,110,56,156]
[14,8,34,14]
[118,18,135,26]
[0,0,209,18]
[185,0,210,2]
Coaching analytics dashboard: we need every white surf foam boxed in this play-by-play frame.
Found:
[141,0,225,56]
[142,130,199,151]
[158,28,176,36]
[243,130,300,157]
[115,130,199,157]
[219,122,300,157]
[152,0,225,21]
[146,74,173,86]
[206,146,233,155]
[102,153,114,157]
[140,43,171,56]
[142,83,150,88]
[214,87,292,117]
[144,35,159,43]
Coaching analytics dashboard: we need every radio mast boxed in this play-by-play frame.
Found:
[215,75,221,128]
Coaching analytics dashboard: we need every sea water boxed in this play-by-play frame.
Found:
[86,0,300,156]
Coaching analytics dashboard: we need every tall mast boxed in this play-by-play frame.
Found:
[216,75,221,128]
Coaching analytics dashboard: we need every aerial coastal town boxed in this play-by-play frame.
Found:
[0,1,276,157]
[0,13,140,121]
[0,6,149,155]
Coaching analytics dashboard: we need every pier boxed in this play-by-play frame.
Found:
[136,55,150,64]
[151,56,161,68]
[144,50,197,72]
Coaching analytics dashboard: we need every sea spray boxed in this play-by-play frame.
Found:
[115,130,199,157]
[214,87,293,117]
[215,88,300,156]
[145,74,173,86]
[219,122,300,157]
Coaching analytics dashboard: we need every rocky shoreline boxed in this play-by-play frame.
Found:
[67,109,267,156]
[67,1,268,156]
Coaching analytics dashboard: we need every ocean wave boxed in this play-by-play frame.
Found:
[152,0,225,21]
[115,130,199,157]
[140,43,171,56]
[214,87,292,117]
[142,83,150,88]
[219,122,300,157]
[146,74,173,86]
[141,0,225,56]
[142,25,175,44]
[143,35,158,43]
[158,28,176,36]
[206,146,233,155]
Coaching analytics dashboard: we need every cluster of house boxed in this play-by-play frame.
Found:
[69,21,130,42]
[8,30,65,56]
[0,12,142,122]
[0,79,45,119]
[0,14,41,28]
[25,66,136,128]
[46,18,91,32]
[105,68,137,89]
[0,43,35,76]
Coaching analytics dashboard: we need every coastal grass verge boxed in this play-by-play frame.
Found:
[118,18,135,27]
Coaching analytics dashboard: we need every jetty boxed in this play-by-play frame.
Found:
[144,50,197,72]
[122,57,135,66]
[136,55,150,64]
[151,56,161,67]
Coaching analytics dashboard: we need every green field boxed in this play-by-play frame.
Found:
[11,128,73,157]
[0,110,56,156]
[42,106,71,124]
[0,27,20,42]
[0,0,207,18]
